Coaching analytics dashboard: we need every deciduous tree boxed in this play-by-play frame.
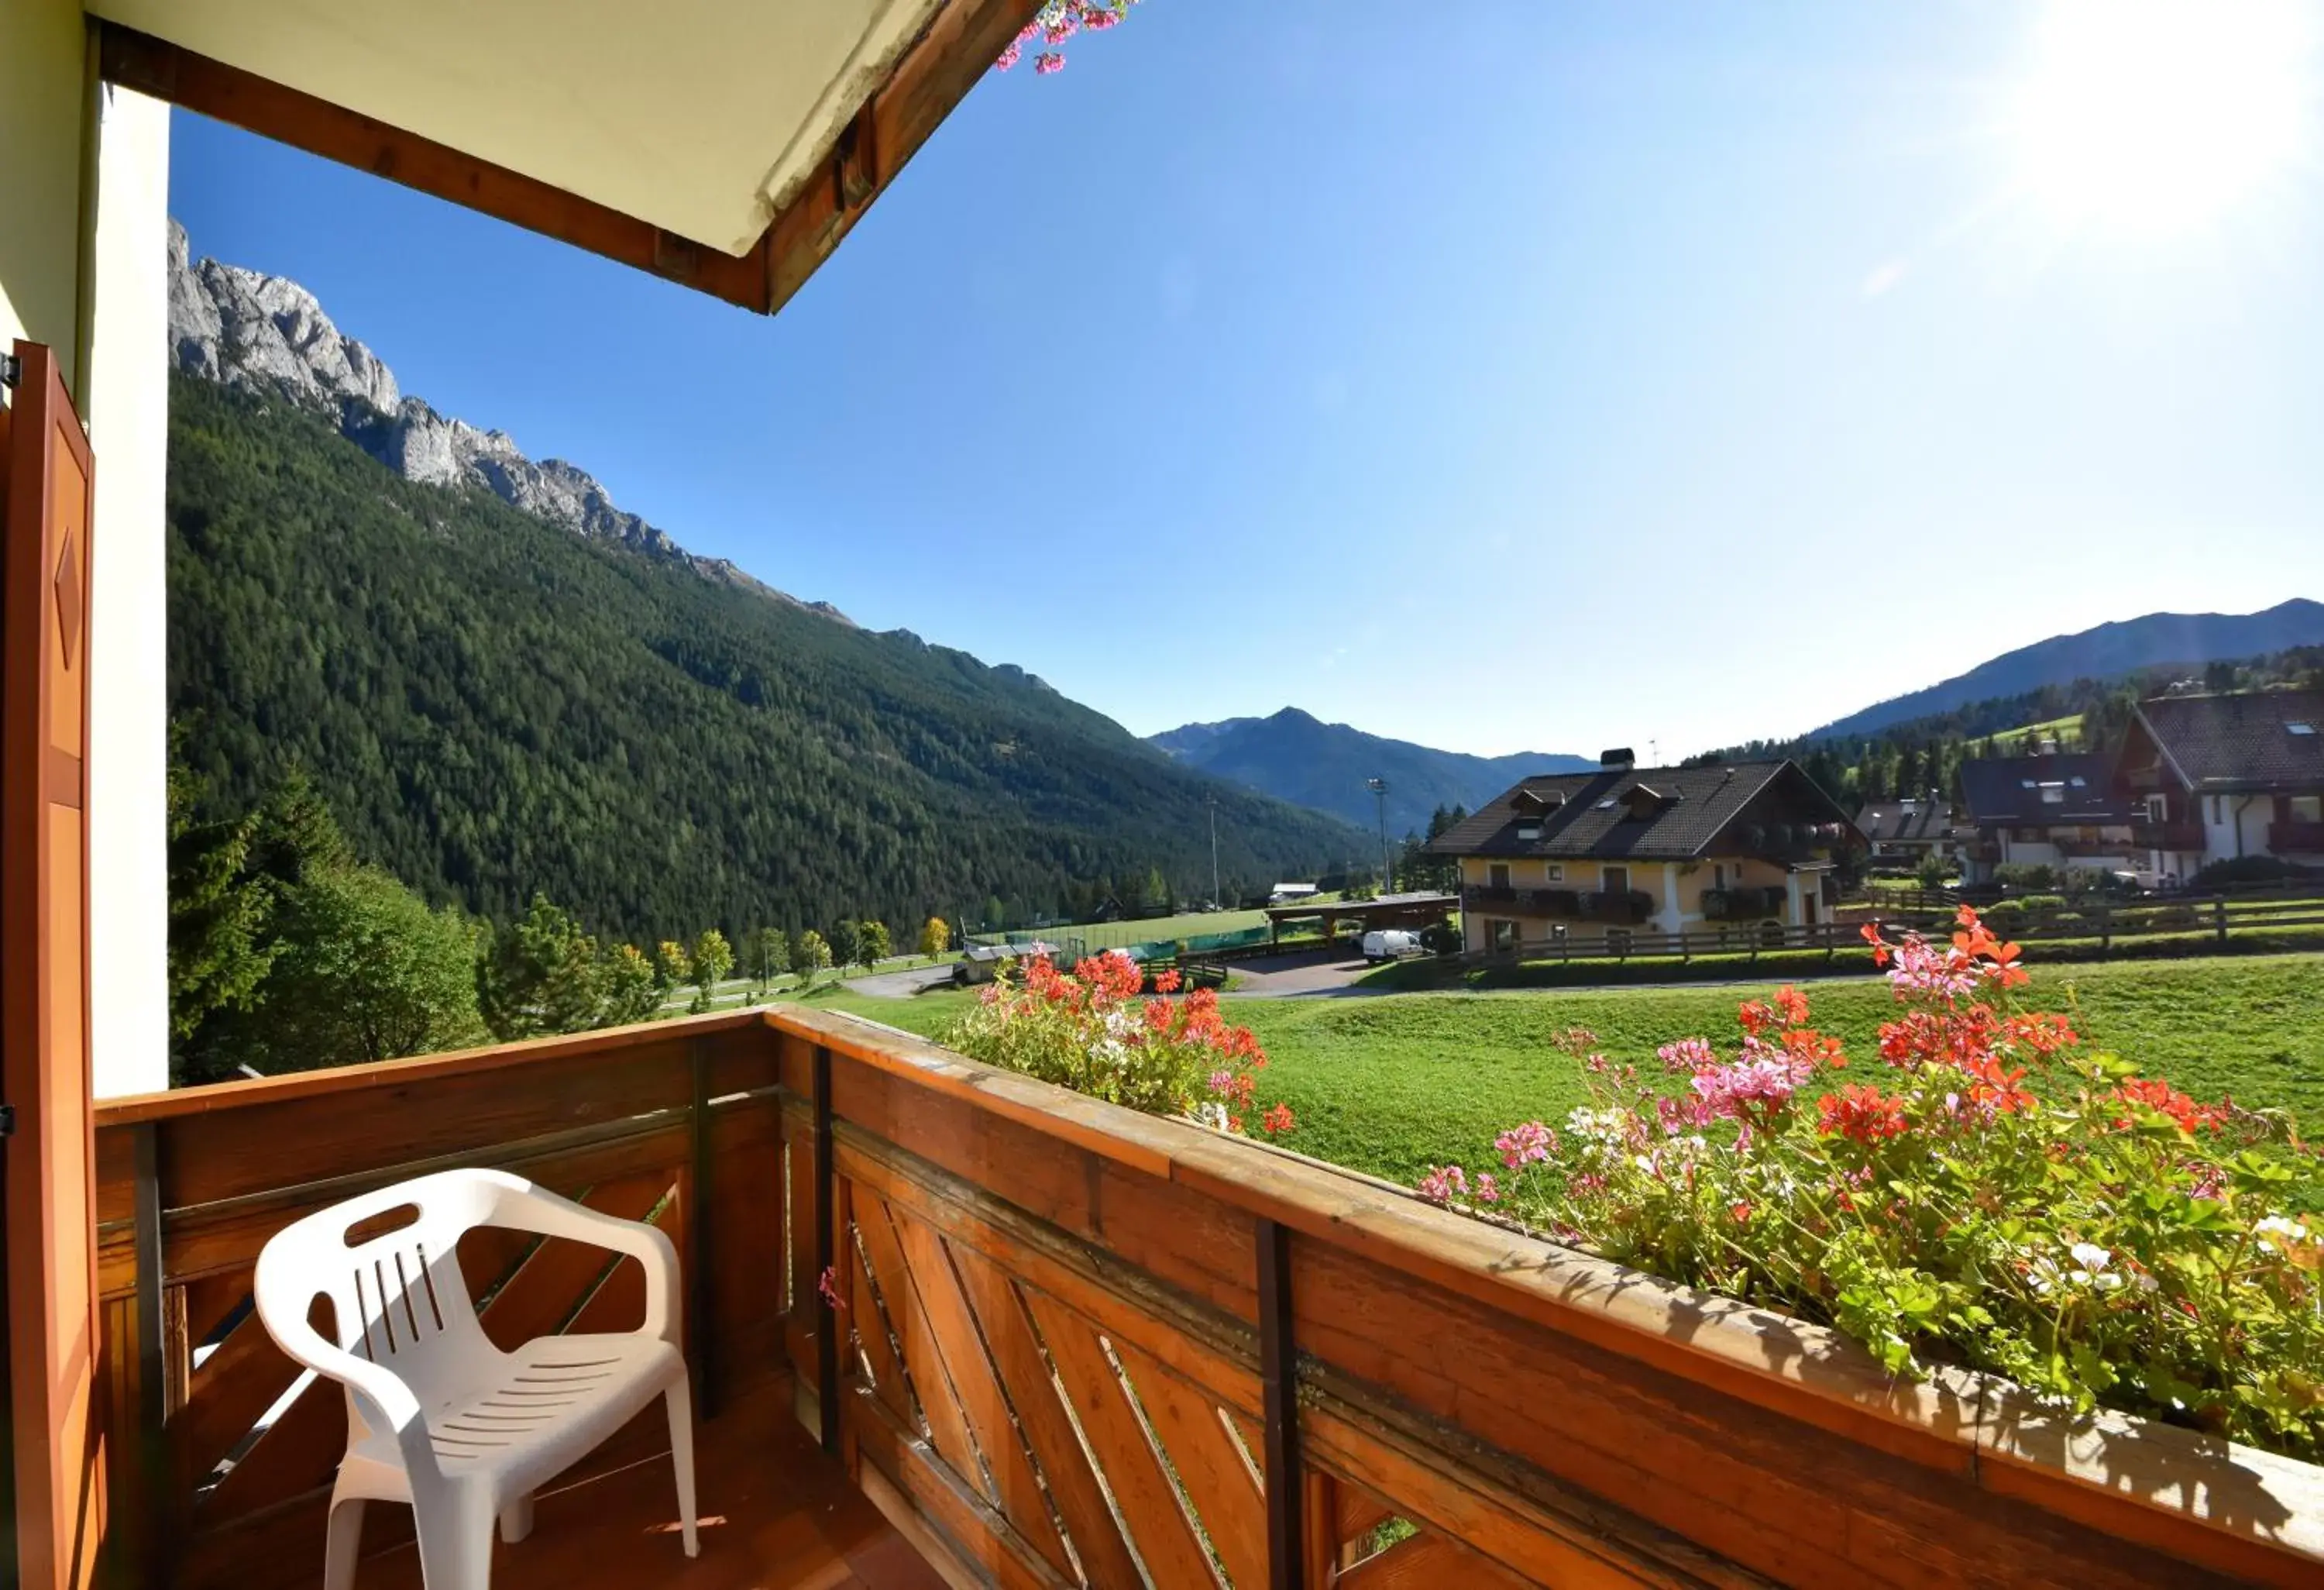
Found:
[916,916,951,960]
[827,918,862,974]
[749,926,790,987]
[654,940,691,993]
[690,928,735,1013]
[246,866,487,1070]
[857,920,891,971]
[793,929,832,984]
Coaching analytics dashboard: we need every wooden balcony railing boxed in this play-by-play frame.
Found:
[2271,819,2324,855]
[2133,820,2206,851]
[93,1007,2324,1588]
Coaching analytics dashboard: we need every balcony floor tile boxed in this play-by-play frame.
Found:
[349,1381,946,1590]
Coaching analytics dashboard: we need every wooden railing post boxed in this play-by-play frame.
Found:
[813,1043,840,1456]
[688,1038,717,1417]
[1258,1217,1303,1590]
[127,1120,172,1588]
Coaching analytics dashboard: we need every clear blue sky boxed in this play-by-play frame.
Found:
[167,0,2324,759]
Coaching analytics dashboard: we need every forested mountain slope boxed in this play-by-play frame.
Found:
[1810,600,2324,739]
[167,375,1357,941]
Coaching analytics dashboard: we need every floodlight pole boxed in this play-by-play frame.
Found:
[1367,777,1391,892]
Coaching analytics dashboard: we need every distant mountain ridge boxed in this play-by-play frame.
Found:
[166,220,858,628]
[1149,708,1594,836]
[1809,600,2324,741]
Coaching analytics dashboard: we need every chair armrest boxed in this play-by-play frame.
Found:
[481,1175,683,1347]
[250,1249,442,1485]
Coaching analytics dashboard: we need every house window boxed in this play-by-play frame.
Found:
[2294,796,2323,824]
[2145,794,2168,823]
[2040,785,2065,805]
[1488,863,1511,890]
[2212,797,2224,824]
[1713,863,1726,890]
[1542,863,1564,883]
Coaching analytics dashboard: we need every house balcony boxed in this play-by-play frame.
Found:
[2133,820,2206,852]
[86,1007,2319,1589]
[2270,819,2324,855]
[1701,885,1787,920]
[1578,888,1655,924]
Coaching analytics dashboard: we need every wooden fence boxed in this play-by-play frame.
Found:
[91,1007,2324,1588]
[1465,896,2324,971]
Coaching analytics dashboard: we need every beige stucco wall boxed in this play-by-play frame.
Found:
[0,0,93,392]
[1462,852,1808,950]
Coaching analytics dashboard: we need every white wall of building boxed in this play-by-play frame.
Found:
[2199,793,2273,866]
[85,85,172,1097]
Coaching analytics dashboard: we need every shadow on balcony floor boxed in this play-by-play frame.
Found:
[350,1382,946,1589]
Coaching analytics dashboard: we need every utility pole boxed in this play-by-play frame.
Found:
[1207,793,1222,910]
[1367,777,1391,893]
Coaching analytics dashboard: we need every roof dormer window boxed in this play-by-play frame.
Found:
[2291,721,2317,736]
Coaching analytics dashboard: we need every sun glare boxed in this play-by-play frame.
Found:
[2010,0,2318,236]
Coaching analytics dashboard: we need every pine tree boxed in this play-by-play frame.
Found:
[477,893,604,1039]
[166,757,276,1046]
[599,942,661,1025]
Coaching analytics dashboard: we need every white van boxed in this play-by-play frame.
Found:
[1361,929,1422,962]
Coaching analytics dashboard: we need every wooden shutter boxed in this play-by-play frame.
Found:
[2,342,103,1590]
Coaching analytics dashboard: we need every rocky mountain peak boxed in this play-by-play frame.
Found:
[165,220,847,624]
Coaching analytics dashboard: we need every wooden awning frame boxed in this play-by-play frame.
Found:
[98,0,1040,317]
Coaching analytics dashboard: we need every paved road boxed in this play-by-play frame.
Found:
[847,963,961,1000]
[1217,948,1387,998]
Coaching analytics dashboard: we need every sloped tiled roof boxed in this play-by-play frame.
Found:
[1428,761,1852,861]
[1957,755,2137,826]
[1855,799,1961,843]
[2135,690,2324,792]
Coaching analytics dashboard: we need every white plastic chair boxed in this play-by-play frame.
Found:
[253,1167,698,1589]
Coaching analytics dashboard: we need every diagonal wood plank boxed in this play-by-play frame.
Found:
[1114,1336,1268,1590]
[180,1272,250,1351]
[1339,1526,1541,1589]
[855,1196,992,1502]
[947,1242,1147,1590]
[844,1203,915,1428]
[887,1206,1074,1579]
[478,1172,669,1349]
[565,1196,676,1337]
[170,1308,304,1492]
[196,1371,345,1526]
[1336,1482,1398,1551]
[1020,1285,1223,1590]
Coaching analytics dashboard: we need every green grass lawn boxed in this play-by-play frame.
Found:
[1048,907,1270,951]
[767,954,2324,1196]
